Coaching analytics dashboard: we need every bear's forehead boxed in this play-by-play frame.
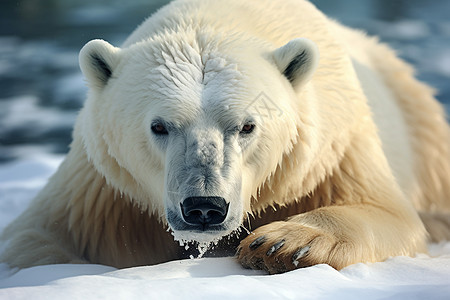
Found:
[129,41,251,115]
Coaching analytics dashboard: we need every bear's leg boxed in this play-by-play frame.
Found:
[1,228,86,269]
[237,204,427,274]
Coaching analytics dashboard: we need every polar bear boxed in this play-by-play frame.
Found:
[2,0,450,274]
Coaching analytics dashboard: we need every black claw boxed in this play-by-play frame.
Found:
[266,239,285,256]
[249,236,266,250]
[292,245,311,266]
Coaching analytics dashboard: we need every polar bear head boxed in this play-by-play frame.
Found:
[78,33,319,243]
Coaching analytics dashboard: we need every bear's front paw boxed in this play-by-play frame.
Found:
[237,221,339,274]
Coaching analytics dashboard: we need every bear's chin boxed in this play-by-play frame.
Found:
[170,229,232,245]
[168,218,242,245]
[169,223,242,245]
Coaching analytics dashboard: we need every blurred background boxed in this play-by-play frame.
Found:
[0,0,449,163]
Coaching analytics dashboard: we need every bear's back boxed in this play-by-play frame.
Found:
[122,0,329,49]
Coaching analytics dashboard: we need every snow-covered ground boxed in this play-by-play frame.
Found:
[0,156,450,299]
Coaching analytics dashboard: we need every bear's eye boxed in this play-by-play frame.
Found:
[240,123,255,135]
[151,122,168,135]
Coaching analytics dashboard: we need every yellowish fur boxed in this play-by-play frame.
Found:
[1,139,180,269]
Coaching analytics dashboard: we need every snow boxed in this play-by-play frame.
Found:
[0,96,77,136]
[370,20,431,40]
[0,156,450,299]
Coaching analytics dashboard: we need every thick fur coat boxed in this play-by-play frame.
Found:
[2,0,450,273]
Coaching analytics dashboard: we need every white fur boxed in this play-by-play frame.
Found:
[352,59,415,194]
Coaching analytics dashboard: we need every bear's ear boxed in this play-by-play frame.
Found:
[79,39,121,89]
[273,38,319,90]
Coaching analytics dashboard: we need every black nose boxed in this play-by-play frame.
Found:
[181,196,229,228]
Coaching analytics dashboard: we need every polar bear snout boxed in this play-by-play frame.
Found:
[164,125,244,241]
[180,196,229,229]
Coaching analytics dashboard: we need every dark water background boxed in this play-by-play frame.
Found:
[0,0,449,162]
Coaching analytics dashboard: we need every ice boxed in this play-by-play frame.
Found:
[431,52,450,77]
[371,19,431,40]
[0,96,76,136]
[0,255,449,299]
[65,6,124,26]
[0,155,63,232]
[53,73,87,107]
[0,264,116,289]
